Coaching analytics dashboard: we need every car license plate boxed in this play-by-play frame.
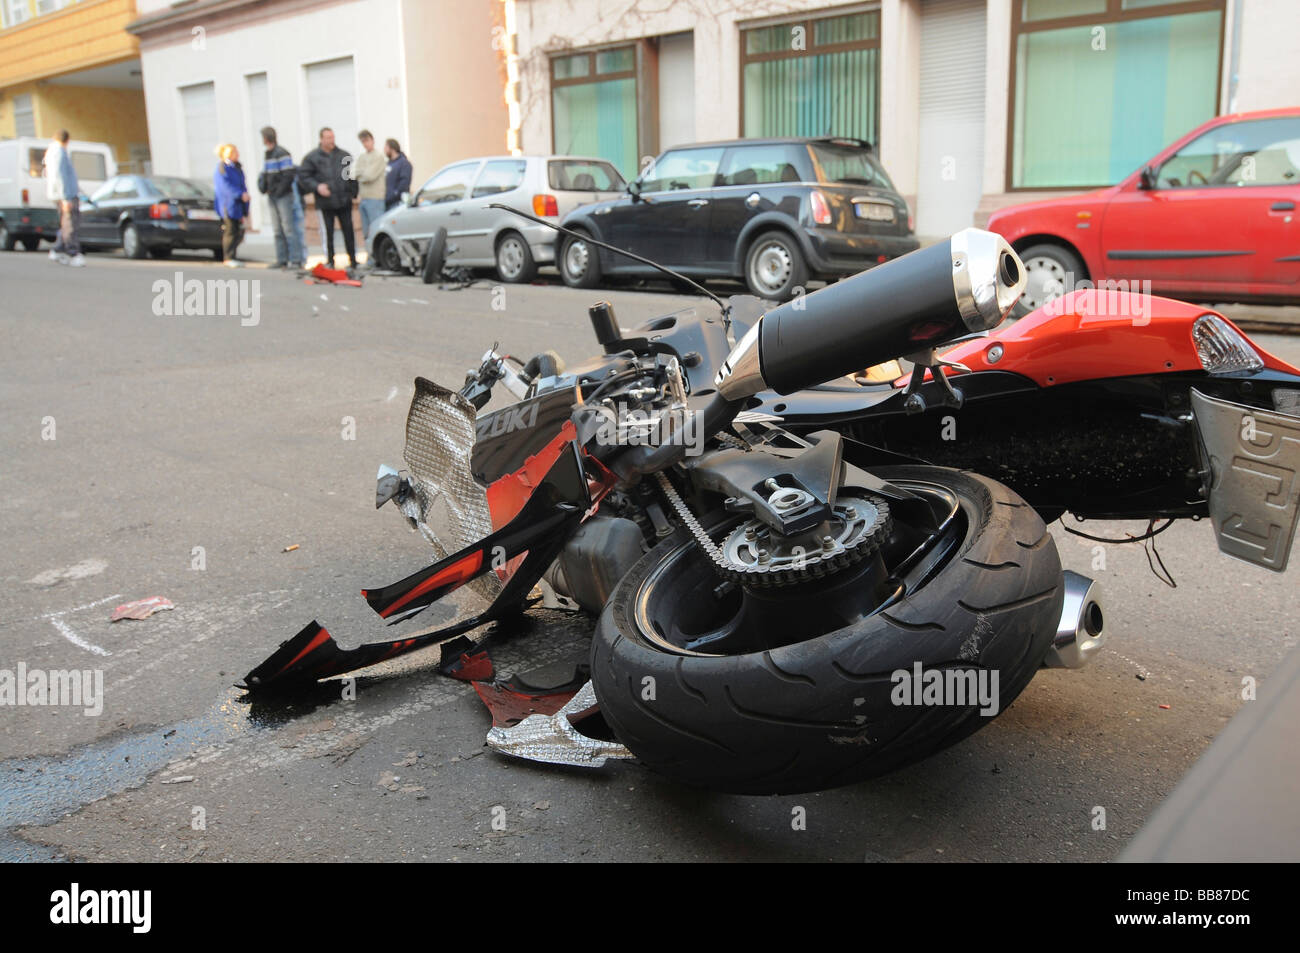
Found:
[187,208,219,221]
[854,202,894,222]
[1191,389,1300,571]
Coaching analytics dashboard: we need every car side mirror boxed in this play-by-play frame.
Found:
[402,191,413,207]
[1138,165,1157,190]
[626,180,642,203]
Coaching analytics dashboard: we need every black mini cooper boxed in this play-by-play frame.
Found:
[558,137,919,300]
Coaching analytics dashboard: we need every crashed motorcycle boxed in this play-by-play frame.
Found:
[244,227,1300,795]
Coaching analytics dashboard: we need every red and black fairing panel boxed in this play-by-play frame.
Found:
[242,441,592,694]
[472,385,582,487]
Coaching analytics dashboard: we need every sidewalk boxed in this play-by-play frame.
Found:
[1215,302,1300,335]
[235,231,370,269]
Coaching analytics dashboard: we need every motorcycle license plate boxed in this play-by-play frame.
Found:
[1191,389,1300,572]
[187,208,219,221]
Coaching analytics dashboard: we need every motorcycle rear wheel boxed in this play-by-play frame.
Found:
[591,466,1062,794]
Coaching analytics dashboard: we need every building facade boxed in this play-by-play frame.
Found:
[506,0,1300,238]
[0,0,150,173]
[127,0,507,231]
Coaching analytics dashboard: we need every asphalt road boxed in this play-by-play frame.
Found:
[1,249,1296,862]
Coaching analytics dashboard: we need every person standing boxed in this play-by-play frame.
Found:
[290,178,307,269]
[354,130,386,240]
[257,126,301,269]
[297,127,358,269]
[213,144,250,267]
[43,130,84,267]
[383,139,412,212]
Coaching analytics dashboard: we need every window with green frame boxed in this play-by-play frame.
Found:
[551,46,638,180]
[741,10,880,144]
[1011,0,1224,189]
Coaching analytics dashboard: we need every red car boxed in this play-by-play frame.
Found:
[988,108,1300,315]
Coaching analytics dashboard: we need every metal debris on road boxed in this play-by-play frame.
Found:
[485,681,634,769]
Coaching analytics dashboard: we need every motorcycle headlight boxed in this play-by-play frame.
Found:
[1192,314,1263,374]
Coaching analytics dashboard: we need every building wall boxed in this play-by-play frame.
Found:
[512,0,821,168]
[0,0,139,87]
[24,83,150,165]
[400,0,509,179]
[1232,0,1300,113]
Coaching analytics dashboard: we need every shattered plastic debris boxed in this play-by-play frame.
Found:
[110,596,175,622]
[485,681,634,769]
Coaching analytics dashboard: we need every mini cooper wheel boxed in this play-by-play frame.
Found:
[560,230,602,288]
[745,230,808,301]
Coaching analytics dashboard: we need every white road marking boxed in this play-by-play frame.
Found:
[40,592,121,657]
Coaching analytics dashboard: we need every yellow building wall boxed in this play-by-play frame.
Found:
[35,83,148,165]
[0,0,140,88]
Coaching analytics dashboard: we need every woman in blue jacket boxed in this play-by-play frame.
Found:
[213,144,250,266]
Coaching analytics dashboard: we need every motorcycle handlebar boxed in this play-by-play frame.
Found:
[715,228,1026,399]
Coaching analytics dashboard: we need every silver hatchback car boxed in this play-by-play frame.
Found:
[367,154,626,282]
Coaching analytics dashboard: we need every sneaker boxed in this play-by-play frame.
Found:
[68,254,85,267]
[50,250,69,264]
[223,259,241,269]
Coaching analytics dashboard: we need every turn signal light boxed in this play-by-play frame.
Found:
[21,188,29,205]
[533,194,559,217]
[1192,314,1263,374]
[809,190,832,225]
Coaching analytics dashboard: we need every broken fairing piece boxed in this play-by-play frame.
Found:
[110,596,175,621]
[485,681,634,768]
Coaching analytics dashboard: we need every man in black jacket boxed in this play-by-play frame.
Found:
[297,127,359,268]
[257,126,301,269]
[384,139,413,211]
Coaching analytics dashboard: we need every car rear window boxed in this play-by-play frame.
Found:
[151,177,215,199]
[472,159,528,197]
[549,160,626,191]
[810,143,894,190]
[718,145,805,186]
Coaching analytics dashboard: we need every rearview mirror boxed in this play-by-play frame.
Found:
[1138,165,1157,190]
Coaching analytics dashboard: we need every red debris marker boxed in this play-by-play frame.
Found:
[309,263,363,286]
[111,596,175,622]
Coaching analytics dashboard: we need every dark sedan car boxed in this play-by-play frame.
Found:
[558,137,919,299]
[79,175,224,259]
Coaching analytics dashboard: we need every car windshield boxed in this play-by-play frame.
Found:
[548,159,626,191]
[810,143,894,189]
[150,177,215,199]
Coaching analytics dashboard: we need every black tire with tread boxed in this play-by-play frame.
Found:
[421,226,447,284]
[591,465,1062,794]
[122,223,147,259]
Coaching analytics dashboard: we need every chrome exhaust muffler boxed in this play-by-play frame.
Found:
[1043,570,1106,669]
[715,227,1026,400]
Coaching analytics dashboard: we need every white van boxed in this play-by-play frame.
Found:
[0,138,117,250]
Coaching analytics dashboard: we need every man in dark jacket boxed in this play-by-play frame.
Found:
[383,139,413,211]
[297,127,359,268]
[257,126,301,269]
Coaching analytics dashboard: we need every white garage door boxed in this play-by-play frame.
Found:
[245,72,271,230]
[658,32,695,153]
[305,57,358,144]
[915,0,986,239]
[180,81,219,181]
